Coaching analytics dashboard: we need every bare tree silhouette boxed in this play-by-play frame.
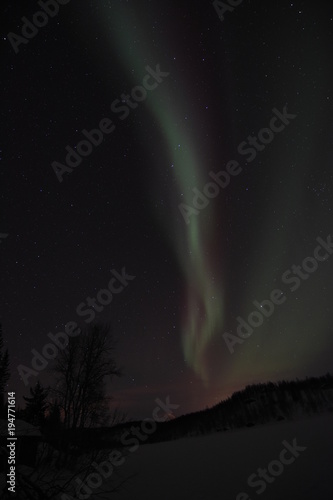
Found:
[52,323,121,432]
[0,323,127,500]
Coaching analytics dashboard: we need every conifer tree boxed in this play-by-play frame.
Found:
[23,381,49,427]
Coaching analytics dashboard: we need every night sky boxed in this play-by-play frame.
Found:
[2,0,333,419]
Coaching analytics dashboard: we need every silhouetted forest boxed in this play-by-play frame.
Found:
[103,373,333,446]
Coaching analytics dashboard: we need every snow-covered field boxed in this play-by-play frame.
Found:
[107,413,333,500]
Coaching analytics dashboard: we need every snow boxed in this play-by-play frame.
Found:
[104,413,333,500]
[1,414,332,498]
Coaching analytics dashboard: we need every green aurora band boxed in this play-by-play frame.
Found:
[101,6,225,383]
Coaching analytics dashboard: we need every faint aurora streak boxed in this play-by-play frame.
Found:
[101,5,225,383]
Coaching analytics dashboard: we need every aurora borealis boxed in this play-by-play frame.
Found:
[99,2,226,384]
[2,0,333,418]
